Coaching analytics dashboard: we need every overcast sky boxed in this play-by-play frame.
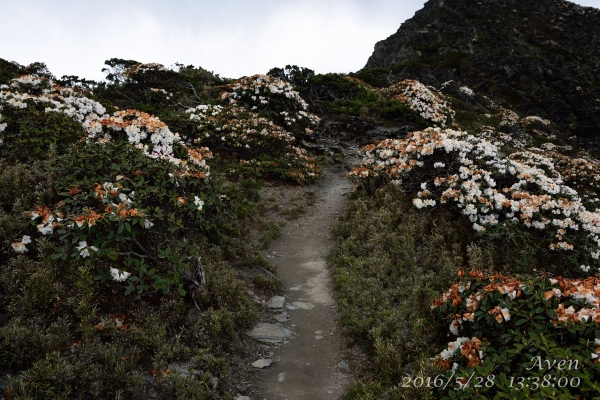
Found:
[0,0,598,81]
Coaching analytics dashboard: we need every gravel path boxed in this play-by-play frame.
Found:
[253,163,354,400]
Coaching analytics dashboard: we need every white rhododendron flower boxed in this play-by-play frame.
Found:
[75,241,98,258]
[110,267,131,282]
[11,235,31,253]
[194,196,204,211]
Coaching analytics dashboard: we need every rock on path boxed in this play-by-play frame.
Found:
[247,323,293,345]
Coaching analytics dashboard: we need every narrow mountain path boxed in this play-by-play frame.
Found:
[253,161,355,400]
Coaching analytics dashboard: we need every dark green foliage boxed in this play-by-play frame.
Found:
[504,89,524,107]
[0,59,26,85]
[304,73,362,104]
[93,59,228,124]
[267,64,315,90]
[352,68,392,88]
[0,241,257,398]
[0,104,87,163]
[0,59,54,85]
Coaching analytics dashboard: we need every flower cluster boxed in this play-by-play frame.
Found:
[550,151,600,205]
[519,115,551,128]
[219,74,320,135]
[430,268,600,400]
[93,109,211,176]
[546,276,600,325]
[0,75,211,178]
[433,269,600,368]
[497,108,520,129]
[349,127,600,261]
[75,241,98,258]
[110,267,131,282]
[11,235,32,253]
[186,103,320,183]
[1,76,107,130]
[18,179,149,255]
[186,104,295,148]
[221,74,309,110]
[434,336,484,371]
[382,80,455,126]
[459,86,475,97]
[122,63,167,80]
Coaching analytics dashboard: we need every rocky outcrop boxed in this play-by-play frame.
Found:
[364,0,600,148]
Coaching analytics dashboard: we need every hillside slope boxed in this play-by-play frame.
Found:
[363,0,600,150]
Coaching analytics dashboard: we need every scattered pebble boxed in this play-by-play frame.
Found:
[251,359,272,369]
[315,335,324,340]
[338,360,350,371]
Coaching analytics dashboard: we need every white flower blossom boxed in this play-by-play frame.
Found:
[110,267,131,282]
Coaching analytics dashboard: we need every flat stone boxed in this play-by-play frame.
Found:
[267,296,285,309]
[235,395,251,400]
[315,335,324,340]
[291,301,314,310]
[289,286,301,291]
[246,323,292,344]
[251,358,272,369]
[273,313,288,322]
[285,304,298,310]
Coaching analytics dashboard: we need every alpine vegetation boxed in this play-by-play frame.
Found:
[0,58,323,399]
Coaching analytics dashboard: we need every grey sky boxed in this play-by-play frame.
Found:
[0,0,598,81]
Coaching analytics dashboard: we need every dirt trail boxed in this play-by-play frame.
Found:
[254,163,354,400]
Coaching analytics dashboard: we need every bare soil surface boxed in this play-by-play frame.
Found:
[250,162,355,400]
